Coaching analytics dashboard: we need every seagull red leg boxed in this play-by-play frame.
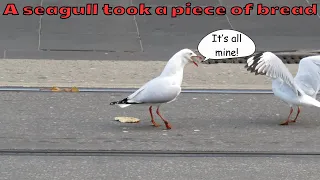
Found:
[156,106,172,129]
[290,106,301,123]
[280,107,294,125]
[149,106,160,127]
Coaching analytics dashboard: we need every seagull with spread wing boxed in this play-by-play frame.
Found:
[110,48,202,129]
[245,52,320,125]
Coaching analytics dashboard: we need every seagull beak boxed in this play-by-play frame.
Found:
[193,61,198,67]
[191,55,202,67]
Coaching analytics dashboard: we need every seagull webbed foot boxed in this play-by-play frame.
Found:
[164,122,172,129]
[151,120,161,127]
[280,120,289,125]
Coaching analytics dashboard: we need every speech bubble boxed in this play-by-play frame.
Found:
[198,29,256,60]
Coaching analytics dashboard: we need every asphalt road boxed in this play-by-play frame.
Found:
[2,91,320,151]
[1,0,320,60]
[2,156,320,180]
[1,92,320,179]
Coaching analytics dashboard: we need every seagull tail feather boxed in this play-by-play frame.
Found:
[110,98,141,108]
[110,98,130,108]
[118,104,131,108]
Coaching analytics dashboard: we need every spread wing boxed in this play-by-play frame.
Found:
[294,55,320,97]
[245,52,301,95]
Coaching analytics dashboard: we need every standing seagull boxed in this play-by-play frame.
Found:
[245,52,320,125]
[110,48,202,129]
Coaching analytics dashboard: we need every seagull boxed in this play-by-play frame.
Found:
[110,48,202,129]
[245,52,320,125]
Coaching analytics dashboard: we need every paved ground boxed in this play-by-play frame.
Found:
[1,0,320,60]
[1,92,320,179]
[2,156,320,180]
[2,92,320,152]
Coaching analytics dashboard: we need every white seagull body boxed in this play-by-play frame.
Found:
[110,48,201,129]
[245,52,320,125]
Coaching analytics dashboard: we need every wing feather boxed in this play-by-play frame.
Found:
[119,76,180,104]
[245,52,300,95]
[294,55,320,97]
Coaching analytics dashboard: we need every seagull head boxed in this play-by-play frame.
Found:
[179,49,202,67]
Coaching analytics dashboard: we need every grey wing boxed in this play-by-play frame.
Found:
[129,77,181,104]
[294,55,320,97]
[245,51,301,95]
[114,76,163,104]
[125,81,149,103]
